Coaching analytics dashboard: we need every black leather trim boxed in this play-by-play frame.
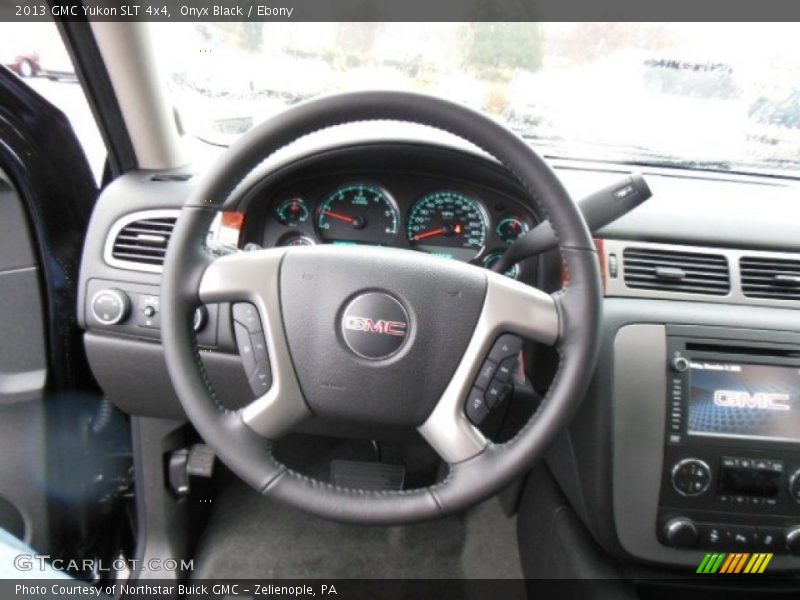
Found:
[161,91,602,524]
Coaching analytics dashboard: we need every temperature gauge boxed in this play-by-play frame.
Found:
[496,216,529,245]
[275,197,310,227]
[482,250,520,279]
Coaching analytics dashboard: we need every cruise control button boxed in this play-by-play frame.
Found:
[485,379,511,409]
[233,302,262,333]
[489,334,522,363]
[248,363,272,395]
[494,357,517,383]
[251,331,269,366]
[234,322,257,378]
[475,360,496,390]
[466,387,490,425]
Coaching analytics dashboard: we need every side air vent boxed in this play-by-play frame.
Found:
[105,210,179,273]
[623,247,730,296]
[740,256,800,301]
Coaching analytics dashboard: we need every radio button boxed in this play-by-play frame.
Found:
[672,458,711,497]
[671,356,690,372]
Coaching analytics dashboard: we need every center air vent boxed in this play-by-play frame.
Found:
[740,256,800,301]
[623,247,730,296]
[105,210,179,272]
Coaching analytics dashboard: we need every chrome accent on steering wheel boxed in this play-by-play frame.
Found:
[198,248,310,438]
[418,270,560,463]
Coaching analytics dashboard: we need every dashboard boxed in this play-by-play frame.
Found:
[76,135,800,573]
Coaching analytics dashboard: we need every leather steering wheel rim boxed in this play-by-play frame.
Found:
[161,91,602,524]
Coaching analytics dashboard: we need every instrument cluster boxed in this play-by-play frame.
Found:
[250,175,537,279]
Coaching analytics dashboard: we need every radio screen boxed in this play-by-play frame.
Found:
[718,466,780,497]
[687,361,800,443]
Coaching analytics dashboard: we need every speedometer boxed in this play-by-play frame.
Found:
[406,191,488,261]
[317,184,399,245]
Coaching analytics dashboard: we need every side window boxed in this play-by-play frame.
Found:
[0,22,106,184]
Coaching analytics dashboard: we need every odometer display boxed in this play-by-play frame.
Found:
[317,184,399,245]
[407,191,488,261]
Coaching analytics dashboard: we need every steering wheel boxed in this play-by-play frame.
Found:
[161,91,601,524]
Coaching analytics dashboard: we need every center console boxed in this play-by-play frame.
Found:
[657,334,800,555]
[612,322,800,571]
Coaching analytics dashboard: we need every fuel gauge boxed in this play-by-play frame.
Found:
[496,216,529,245]
[276,197,310,227]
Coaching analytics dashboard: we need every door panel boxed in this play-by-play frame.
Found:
[0,171,49,547]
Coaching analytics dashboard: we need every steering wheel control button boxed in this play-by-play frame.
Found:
[91,289,130,325]
[466,387,490,425]
[341,292,409,360]
[249,363,272,395]
[193,306,208,332]
[234,323,257,377]
[671,458,711,497]
[495,357,518,383]
[488,334,522,363]
[475,360,497,389]
[485,379,511,409]
[233,302,263,333]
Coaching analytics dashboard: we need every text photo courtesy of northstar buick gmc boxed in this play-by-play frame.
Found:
[1,13,800,600]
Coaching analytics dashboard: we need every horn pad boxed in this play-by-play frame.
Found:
[279,247,486,426]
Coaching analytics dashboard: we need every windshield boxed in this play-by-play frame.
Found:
[154,22,800,176]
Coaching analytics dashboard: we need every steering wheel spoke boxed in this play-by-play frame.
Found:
[199,249,310,439]
[418,271,559,464]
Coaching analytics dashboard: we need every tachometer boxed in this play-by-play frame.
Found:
[406,191,488,261]
[317,184,399,245]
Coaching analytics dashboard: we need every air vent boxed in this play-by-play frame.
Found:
[105,210,179,272]
[740,257,800,301]
[623,247,730,296]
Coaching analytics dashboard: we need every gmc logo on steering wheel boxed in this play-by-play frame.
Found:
[344,316,407,337]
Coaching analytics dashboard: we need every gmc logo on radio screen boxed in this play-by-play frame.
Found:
[712,390,791,411]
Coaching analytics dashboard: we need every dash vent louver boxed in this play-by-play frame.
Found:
[740,256,800,301]
[106,210,179,272]
[622,247,730,296]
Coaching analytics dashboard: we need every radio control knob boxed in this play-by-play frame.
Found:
[786,526,800,555]
[789,470,800,504]
[90,289,130,325]
[672,458,711,497]
[671,356,690,372]
[664,517,698,548]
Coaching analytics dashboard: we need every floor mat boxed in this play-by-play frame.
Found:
[191,480,524,580]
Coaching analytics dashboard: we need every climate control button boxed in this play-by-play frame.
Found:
[789,469,800,504]
[672,458,711,497]
[663,517,698,548]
